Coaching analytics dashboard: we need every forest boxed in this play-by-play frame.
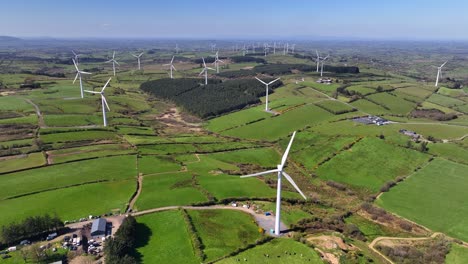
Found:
[140,78,282,118]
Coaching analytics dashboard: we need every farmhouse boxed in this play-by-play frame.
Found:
[90,218,107,238]
[399,129,420,141]
[316,78,333,84]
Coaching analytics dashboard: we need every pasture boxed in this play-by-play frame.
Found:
[376,158,468,241]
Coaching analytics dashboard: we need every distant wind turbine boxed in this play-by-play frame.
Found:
[315,50,321,72]
[434,61,448,87]
[105,51,120,76]
[255,77,280,112]
[213,51,224,73]
[175,43,180,54]
[241,131,306,236]
[320,54,329,77]
[84,78,112,127]
[199,57,215,85]
[72,58,91,99]
[163,56,177,79]
[72,50,81,65]
[132,52,144,70]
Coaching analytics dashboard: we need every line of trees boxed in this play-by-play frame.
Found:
[230,56,266,64]
[104,216,138,264]
[252,63,359,75]
[0,214,64,245]
[141,78,282,118]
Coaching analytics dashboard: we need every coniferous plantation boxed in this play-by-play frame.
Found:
[140,78,283,118]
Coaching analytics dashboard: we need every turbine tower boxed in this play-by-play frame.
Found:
[199,57,215,85]
[106,51,120,76]
[84,78,112,127]
[72,59,92,99]
[163,56,177,79]
[212,51,224,73]
[315,50,321,72]
[320,54,329,77]
[434,61,448,87]
[255,77,280,112]
[132,52,144,70]
[241,131,306,235]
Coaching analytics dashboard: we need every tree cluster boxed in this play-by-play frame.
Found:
[0,214,64,245]
[104,216,138,264]
[252,63,359,75]
[141,78,282,118]
[217,69,256,78]
[376,238,450,264]
[410,109,458,121]
[229,56,266,64]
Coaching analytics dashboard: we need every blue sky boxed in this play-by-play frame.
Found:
[1,0,467,40]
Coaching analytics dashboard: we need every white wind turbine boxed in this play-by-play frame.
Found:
[255,77,280,112]
[132,52,144,70]
[84,78,112,127]
[175,44,180,54]
[199,57,215,85]
[264,44,270,57]
[320,54,329,77]
[213,51,224,73]
[241,131,306,236]
[72,50,81,65]
[106,51,120,76]
[72,58,91,99]
[241,44,246,56]
[434,61,448,87]
[164,56,177,79]
[315,50,321,72]
[273,42,276,54]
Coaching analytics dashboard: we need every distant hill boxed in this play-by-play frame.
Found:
[0,36,23,41]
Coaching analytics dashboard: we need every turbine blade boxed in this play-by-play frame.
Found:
[255,77,267,85]
[112,51,115,58]
[114,60,120,65]
[139,52,144,57]
[101,77,112,92]
[441,61,448,67]
[72,50,77,56]
[102,95,110,111]
[72,59,79,71]
[84,90,100,94]
[80,71,92,74]
[268,78,281,85]
[282,172,307,200]
[199,69,205,75]
[73,73,79,84]
[240,169,280,178]
[202,57,206,67]
[172,65,177,71]
[171,56,175,64]
[207,67,215,71]
[280,131,297,167]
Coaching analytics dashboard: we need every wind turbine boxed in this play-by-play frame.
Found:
[175,44,180,54]
[264,44,270,57]
[199,57,215,85]
[320,54,329,77]
[163,56,177,79]
[273,42,276,54]
[255,77,280,112]
[315,50,321,72]
[434,61,448,87]
[241,131,306,236]
[72,50,81,65]
[72,58,91,99]
[213,51,224,73]
[106,51,120,76]
[132,52,144,70]
[84,78,112,127]
[241,44,246,56]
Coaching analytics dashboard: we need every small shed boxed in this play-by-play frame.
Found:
[91,218,107,237]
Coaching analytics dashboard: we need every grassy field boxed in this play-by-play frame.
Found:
[188,209,261,261]
[315,99,356,114]
[207,148,279,168]
[135,172,207,210]
[40,129,117,143]
[0,155,136,199]
[446,243,468,264]
[376,158,468,241]
[366,92,416,115]
[138,155,182,174]
[222,104,334,140]
[47,144,135,163]
[217,238,323,264]
[135,211,198,264]
[0,152,45,174]
[0,180,134,227]
[316,137,429,192]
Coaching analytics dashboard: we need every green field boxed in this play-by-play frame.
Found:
[315,99,356,114]
[135,172,207,210]
[0,180,134,227]
[0,152,45,174]
[366,92,416,115]
[217,238,323,264]
[376,158,468,241]
[138,155,182,174]
[316,137,429,192]
[188,209,261,261]
[446,243,468,264]
[0,155,136,199]
[135,211,198,264]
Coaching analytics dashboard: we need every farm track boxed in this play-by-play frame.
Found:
[24,98,46,128]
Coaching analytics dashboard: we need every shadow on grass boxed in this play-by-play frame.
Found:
[131,222,152,262]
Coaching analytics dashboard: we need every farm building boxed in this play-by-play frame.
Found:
[91,218,107,238]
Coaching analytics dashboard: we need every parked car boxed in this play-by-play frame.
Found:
[20,240,31,245]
